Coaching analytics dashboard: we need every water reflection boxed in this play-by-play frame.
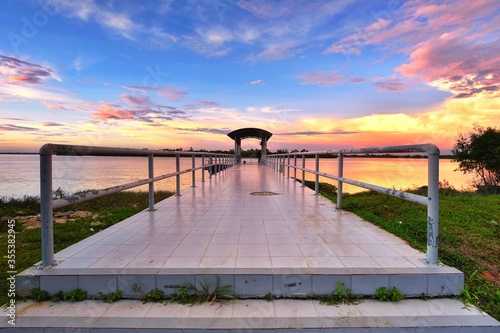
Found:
[0,155,475,198]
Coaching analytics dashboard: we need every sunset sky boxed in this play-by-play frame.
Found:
[0,0,498,153]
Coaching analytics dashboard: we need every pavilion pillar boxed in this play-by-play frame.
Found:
[261,135,267,163]
[234,138,241,164]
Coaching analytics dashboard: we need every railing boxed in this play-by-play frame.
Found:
[39,143,233,267]
[266,144,440,265]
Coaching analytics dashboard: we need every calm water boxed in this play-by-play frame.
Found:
[0,155,474,198]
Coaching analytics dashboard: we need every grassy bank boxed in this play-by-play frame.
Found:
[0,190,173,306]
[303,180,500,321]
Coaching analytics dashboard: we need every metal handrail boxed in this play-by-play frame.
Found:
[39,143,233,267]
[266,143,440,265]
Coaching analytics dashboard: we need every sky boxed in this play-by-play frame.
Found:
[0,0,498,153]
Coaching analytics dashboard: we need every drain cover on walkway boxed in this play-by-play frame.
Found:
[250,191,281,196]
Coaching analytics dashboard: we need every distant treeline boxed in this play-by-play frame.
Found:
[0,150,455,159]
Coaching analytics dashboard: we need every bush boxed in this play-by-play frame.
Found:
[452,124,500,193]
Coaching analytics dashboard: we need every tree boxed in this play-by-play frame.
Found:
[452,124,500,193]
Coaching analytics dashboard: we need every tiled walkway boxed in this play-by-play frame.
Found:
[8,163,500,332]
[52,163,429,272]
[17,163,464,298]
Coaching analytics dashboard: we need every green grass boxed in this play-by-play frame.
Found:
[303,180,500,321]
[0,190,173,306]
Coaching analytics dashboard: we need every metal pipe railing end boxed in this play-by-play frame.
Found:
[39,143,55,155]
[424,143,440,155]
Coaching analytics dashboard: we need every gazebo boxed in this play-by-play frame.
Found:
[227,127,273,164]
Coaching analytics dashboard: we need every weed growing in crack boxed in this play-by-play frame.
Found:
[142,288,165,303]
[170,278,235,305]
[318,282,359,306]
[374,287,404,302]
[96,290,122,303]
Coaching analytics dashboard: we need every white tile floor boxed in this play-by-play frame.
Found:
[40,164,435,272]
[15,164,467,303]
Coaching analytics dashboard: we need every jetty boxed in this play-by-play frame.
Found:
[4,128,499,332]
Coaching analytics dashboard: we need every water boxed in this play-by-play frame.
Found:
[0,155,206,198]
[0,155,474,198]
[299,157,474,193]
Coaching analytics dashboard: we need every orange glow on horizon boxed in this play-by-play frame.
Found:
[2,92,498,153]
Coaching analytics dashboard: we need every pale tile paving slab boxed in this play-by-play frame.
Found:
[4,299,498,331]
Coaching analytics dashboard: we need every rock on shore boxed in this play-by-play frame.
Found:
[11,211,98,229]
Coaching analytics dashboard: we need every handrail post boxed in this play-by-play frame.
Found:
[337,152,344,209]
[148,153,155,211]
[287,154,290,178]
[191,154,196,187]
[427,151,440,265]
[293,154,297,181]
[175,153,181,196]
[315,154,319,195]
[301,154,305,187]
[202,156,205,182]
[40,148,54,267]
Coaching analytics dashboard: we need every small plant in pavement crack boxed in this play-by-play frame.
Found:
[142,288,165,303]
[170,278,235,305]
[374,287,404,302]
[29,288,49,302]
[319,282,359,306]
[64,288,87,302]
[97,290,122,303]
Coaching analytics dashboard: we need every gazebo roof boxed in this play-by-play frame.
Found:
[227,128,273,141]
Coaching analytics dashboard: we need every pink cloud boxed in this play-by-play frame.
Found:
[44,101,70,110]
[246,41,300,63]
[371,76,408,92]
[397,36,499,97]
[325,0,499,98]
[121,93,153,107]
[160,85,188,101]
[185,99,219,110]
[91,96,186,123]
[324,20,389,56]
[122,85,155,92]
[1,55,54,85]
[348,77,366,83]
[250,79,264,85]
[93,103,134,120]
[41,122,64,127]
[298,71,343,86]
[0,124,39,132]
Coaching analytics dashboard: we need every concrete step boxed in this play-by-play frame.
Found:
[17,265,464,299]
[2,298,499,332]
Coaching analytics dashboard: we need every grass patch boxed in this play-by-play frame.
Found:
[170,278,235,305]
[302,180,500,320]
[0,190,173,306]
[317,282,359,306]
